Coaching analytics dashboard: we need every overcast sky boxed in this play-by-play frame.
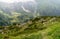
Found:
[0,0,35,3]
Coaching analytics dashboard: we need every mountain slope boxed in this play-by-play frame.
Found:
[0,16,60,39]
[0,0,60,25]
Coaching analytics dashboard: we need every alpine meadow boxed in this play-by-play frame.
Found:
[0,0,60,39]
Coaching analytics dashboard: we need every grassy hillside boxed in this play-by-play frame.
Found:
[0,16,60,39]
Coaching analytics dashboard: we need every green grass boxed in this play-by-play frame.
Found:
[0,34,3,39]
[5,21,60,39]
[0,17,60,39]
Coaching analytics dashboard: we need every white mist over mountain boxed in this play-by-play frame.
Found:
[0,0,35,3]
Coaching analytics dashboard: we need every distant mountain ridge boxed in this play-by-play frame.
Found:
[0,0,60,26]
[0,1,37,26]
[0,1,36,14]
[0,0,60,16]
